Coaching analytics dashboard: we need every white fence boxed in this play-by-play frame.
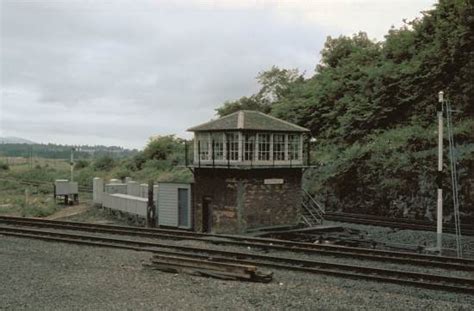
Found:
[93,177,192,229]
[93,177,157,217]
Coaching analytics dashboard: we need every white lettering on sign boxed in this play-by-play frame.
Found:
[264,178,284,185]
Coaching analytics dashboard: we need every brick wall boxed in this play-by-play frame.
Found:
[193,168,302,233]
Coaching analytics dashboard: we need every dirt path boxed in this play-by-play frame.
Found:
[46,204,90,220]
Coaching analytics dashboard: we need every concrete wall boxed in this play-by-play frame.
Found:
[102,193,147,217]
[105,183,127,195]
[193,168,302,234]
[127,181,140,197]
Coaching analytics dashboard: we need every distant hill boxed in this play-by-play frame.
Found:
[0,136,37,144]
[0,141,138,159]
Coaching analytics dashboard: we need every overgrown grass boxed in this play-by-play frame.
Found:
[0,150,192,218]
[20,201,59,217]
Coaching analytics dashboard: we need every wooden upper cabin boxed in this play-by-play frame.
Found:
[187,110,310,168]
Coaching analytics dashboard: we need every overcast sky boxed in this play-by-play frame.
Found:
[0,0,435,149]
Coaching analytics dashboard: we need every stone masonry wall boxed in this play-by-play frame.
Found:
[193,168,302,233]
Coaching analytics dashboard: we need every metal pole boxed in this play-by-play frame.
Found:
[436,91,444,253]
[147,180,156,228]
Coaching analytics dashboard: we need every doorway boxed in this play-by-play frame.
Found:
[177,188,189,228]
[202,196,212,233]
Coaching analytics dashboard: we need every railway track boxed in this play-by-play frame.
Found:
[325,212,474,236]
[1,216,474,272]
[0,223,473,294]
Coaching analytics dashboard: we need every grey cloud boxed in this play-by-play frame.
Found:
[1,0,327,148]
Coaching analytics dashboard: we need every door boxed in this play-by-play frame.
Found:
[202,196,212,233]
[178,188,189,227]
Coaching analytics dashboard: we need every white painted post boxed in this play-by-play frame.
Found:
[255,134,259,162]
[238,132,243,162]
[437,91,444,253]
[93,177,104,205]
[269,133,273,162]
[299,134,304,163]
[193,133,198,163]
[223,132,227,162]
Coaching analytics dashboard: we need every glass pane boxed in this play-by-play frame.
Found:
[258,133,270,161]
[273,134,285,161]
[243,134,255,161]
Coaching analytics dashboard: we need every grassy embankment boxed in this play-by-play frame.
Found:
[0,138,192,217]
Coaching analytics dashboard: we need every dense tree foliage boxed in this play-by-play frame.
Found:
[93,156,116,171]
[216,66,303,116]
[216,0,474,220]
[122,135,191,182]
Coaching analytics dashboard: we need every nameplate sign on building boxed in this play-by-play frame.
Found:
[264,178,284,185]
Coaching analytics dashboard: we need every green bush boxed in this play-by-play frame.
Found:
[0,161,9,170]
[75,166,97,189]
[114,167,131,180]
[75,159,90,169]
[93,156,115,171]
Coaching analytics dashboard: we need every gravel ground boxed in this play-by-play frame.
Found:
[1,236,473,311]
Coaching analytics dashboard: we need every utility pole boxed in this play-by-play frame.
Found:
[436,91,444,253]
[70,147,75,182]
[147,180,156,227]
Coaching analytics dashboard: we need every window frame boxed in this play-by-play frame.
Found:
[257,133,271,161]
[225,132,239,161]
[288,134,300,161]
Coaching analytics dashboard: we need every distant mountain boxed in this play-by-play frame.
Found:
[0,136,37,144]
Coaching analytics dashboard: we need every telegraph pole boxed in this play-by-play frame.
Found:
[70,147,75,182]
[436,91,444,253]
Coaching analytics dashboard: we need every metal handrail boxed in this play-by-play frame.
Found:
[306,198,324,219]
[303,189,326,216]
[301,201,322,225]
[302,201,319,222]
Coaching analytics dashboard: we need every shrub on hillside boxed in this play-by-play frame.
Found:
[93,156,115,171]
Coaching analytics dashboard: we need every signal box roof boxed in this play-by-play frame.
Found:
[187,110,310,133]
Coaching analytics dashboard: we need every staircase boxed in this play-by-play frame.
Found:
[300,189,325,227]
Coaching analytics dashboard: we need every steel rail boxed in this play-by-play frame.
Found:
[325,212,474,236]
[1,216,474,271]
[0,225,473,294]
